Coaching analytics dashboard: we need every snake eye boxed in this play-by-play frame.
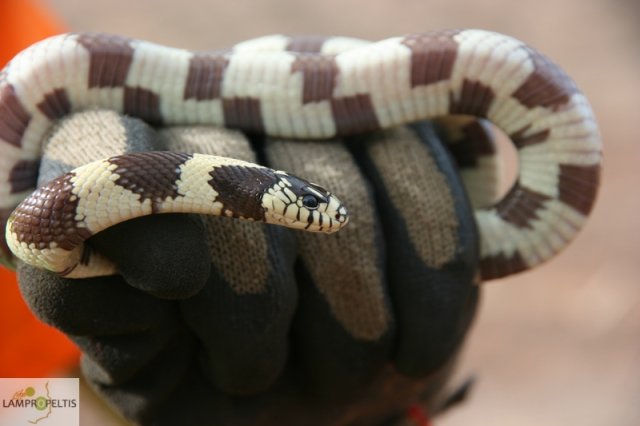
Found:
[302,194,319,210]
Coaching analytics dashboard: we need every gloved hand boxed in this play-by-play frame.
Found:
[16,109,481,425]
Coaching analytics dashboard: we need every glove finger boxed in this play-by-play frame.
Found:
[265,138,394,396]
[161,127,299,395]
[90,213,212,299]
[83,327,196,424]
[17,263,175,336]
[351,123,479,377]
[70,313,180,385]
[17,263,182,384]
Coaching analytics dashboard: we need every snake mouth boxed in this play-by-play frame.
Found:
[265,197,349,234]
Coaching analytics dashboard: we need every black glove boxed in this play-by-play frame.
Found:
[17,110,480,425]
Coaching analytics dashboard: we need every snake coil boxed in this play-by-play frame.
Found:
[0,29,601,279]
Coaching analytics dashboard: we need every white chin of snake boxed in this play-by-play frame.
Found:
[271,214,342,233]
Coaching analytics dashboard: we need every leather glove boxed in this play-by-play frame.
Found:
[16,109,481,425]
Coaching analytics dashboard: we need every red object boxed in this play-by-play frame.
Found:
[405,404,433,426]
[0,0,80,377]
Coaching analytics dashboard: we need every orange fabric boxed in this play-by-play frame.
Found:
[0,0,65,65]
[0,0,80,377]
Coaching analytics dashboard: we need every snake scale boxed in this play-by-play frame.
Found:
[0,29,601,279]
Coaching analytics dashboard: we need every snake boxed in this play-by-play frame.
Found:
[0,29,602,279]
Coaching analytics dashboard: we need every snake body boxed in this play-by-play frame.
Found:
[6,151,347,277]
[0,29,602,279]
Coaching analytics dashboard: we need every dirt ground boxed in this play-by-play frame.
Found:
[44,0,640,424]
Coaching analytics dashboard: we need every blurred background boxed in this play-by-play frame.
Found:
[2,0,638,424]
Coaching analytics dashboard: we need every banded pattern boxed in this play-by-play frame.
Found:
[433,116,502,209]
[5,151,348,277]
[0,29,602,279]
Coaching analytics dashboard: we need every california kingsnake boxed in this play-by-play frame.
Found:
[0,29,602,279]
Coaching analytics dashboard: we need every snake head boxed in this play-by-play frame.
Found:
[262,172,348,233]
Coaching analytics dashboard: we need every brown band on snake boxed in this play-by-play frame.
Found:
[109,151,191,214]
[510,126,551,149]
[37,88,72,120]
[286,35,330,53]
[461,120,496,155]
[449,79,496,118]
[401,30,460,87]
[9,172,93,251]
[0,83,31,148]
[208,165,280,221]
[495,184,551,229]
[558,164,600,215]
[480,251,528,279]
[9,159,40,194]
[76,33,135,88]
[123,87,163,125]
[184,53,230,101]
[446,120,496,168]
[222,97,265,134]
[330,94,381,134]
[512,48,579,110]
[291,55,338,104]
